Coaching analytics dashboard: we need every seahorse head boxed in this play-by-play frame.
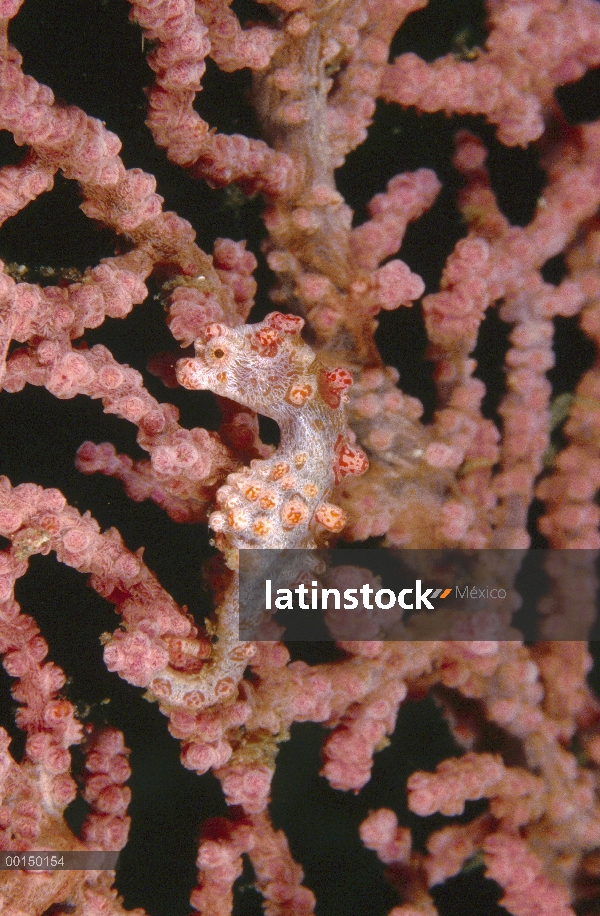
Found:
[176,312,316,416]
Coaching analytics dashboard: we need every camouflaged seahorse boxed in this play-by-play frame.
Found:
[177,312,368,564]
[154,313,368,710]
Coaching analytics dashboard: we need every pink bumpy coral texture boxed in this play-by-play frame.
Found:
[2,0,600,915]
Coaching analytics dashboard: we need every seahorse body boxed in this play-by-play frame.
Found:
[155,313,368,712]
[177,312,368,564]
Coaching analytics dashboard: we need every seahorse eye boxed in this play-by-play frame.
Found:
[212,347,225,359]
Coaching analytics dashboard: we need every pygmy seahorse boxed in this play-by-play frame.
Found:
[150,312,369,712]
[176,312,368,564]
